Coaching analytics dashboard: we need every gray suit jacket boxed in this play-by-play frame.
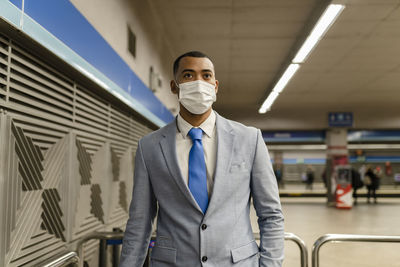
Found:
[120,113,284,267]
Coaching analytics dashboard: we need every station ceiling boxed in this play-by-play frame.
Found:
[150,0,400,130]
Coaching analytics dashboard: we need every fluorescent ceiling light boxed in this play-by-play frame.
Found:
[272,63,300,94]
[258,64,299,113]
[259,91,279,114]
[293,4,345,63]
[259,4,344,114]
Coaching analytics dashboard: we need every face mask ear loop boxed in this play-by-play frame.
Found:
[175,80,181,99]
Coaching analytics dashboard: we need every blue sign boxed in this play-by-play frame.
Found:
[348,130,400,142]
[329,112,353,127]
[262,131,325,143]
[349,156,400,163]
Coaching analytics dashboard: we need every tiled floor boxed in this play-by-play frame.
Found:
[250,185,400,267]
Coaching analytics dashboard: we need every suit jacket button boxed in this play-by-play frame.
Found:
[202,256,208,262]
[201,224,207,230]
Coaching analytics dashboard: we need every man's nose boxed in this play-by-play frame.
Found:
[195,73,205,81]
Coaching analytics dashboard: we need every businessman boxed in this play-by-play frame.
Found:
[120,51,284,267]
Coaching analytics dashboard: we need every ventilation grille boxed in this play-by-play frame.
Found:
[0,28,153,267]
[0,34,9,102]
[9,43,74,124]
[0,34,152,153]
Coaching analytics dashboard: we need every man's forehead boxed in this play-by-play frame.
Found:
[178,56,214,73]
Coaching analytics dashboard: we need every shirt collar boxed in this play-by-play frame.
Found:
[177,110,216,139]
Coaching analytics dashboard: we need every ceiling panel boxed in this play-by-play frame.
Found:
[231,38,294,55]
[374,20,400,36]
[328,21,378,38]
[339,4,395,21]
[149,0,400,130]
[349,0,400,4]
[232,22,304,39]
[363,69,400,91]
[230,55,284,72]
[173,7,231,24]
[164,0,233,8]
[232,7,309,23]
[177,22,232,38]
[216,92,259,106]
[233,0,317,8]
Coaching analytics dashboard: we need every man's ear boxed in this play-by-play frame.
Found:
[215,80,219,94]
[171,80,179,95]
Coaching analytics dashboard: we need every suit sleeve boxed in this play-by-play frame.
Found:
[119,139,157,267]
[250,129,284,267]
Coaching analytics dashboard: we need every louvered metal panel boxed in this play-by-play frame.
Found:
[0,24,153,267]
[11,115,71,151]
[0,35,9,103]
[75,132,107,155]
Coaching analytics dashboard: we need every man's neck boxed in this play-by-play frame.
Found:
[179,105,212,127]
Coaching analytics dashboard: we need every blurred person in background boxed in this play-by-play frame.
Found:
[351,168,363,205]
[365,166,380,204]
[321,167,327,188]
[305,165,315,190]
[274,163,284,188]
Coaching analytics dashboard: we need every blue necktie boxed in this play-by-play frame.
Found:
[188,128,208,213]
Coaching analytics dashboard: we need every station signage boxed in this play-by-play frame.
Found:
[328,112,353,127]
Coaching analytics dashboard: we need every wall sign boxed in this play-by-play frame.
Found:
[329,112,353,127]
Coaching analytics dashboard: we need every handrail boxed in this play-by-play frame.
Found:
[254,232,308,267]
[38,251,79,267]
[312,234,400,267]
[284,232,308,267]
[76,231,308,267]
[76,232,124,267]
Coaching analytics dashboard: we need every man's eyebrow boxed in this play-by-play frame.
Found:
[201,69,213,73]
[180,69,213,73]
[181,69,195,73]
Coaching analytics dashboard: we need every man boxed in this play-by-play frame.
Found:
[120,51,284,267]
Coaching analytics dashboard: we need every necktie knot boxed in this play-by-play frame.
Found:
[188,127,203,141]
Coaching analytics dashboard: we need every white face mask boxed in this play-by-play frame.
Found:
[177,80,217,114]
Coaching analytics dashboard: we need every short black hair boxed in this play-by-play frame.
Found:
[173,51,212,77]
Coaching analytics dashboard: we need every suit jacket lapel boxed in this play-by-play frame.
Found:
[159,120,202,213]
[206,113,235,217]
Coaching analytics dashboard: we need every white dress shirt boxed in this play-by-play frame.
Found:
[176,110,217,198]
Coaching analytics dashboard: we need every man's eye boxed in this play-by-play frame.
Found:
[183,73,192,78]
[204,73,212,79]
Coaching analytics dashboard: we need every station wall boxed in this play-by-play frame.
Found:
[0,28,150,266]
[70,0,179,114]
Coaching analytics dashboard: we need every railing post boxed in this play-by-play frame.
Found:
[284,232,308,267]
[112,228,123,267]
[312,234,400,267]
[255,232,308,267]
[77,232,124,267]
[99,239,107,267]
[112,243,120,267]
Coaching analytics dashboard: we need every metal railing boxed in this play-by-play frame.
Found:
[76,232,124,267]
[312,234,400,267]
[254,232,308,267]
[285,232,308,267]
[76,231,307,267]
[38,251,79,267]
